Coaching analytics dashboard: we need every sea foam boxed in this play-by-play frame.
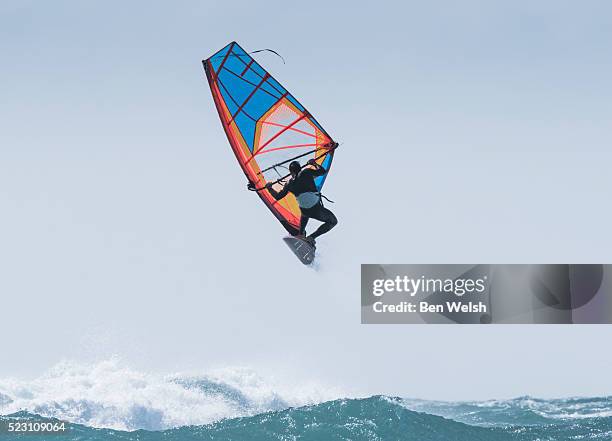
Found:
[0,358,342,431]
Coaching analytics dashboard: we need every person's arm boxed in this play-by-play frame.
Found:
[266,181,290,200]
[306,159,326,177]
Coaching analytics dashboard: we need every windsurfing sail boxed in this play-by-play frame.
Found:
[203,41,336,236]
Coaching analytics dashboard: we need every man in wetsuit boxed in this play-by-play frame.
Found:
[266,159,337,247]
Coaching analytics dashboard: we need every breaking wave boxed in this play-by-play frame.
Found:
[2,360,612,440]
[0,359,341,431]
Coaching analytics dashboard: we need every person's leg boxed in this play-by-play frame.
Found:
[305,205,337,239]
[299,213,309,236]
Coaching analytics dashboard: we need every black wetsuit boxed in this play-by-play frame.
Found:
[268,167,337,239]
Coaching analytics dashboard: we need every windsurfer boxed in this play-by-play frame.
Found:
[266,159,337,247]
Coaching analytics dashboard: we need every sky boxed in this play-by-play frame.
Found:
[0,0,611,400]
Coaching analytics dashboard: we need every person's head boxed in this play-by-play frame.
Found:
[289,161,301,177]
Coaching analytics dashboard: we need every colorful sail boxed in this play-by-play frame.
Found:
[203,41,336,235]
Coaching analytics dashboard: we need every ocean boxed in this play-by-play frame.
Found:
[1,361,610,440]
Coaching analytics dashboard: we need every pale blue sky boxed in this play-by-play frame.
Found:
[1,0,611,400]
